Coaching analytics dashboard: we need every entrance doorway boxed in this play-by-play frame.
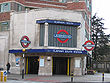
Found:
[28,56,39,74]
[53,57,68,75]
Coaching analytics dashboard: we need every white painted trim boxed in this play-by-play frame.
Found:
[25,1,66,8]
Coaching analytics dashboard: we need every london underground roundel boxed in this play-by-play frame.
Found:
[20,36,31,48]
[54,30,72,43]
[83,40,95,51]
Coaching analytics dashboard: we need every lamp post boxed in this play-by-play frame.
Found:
[22,49,26,79]
[20,35,31,79]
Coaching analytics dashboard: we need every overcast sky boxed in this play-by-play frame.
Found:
[92,0,110,35]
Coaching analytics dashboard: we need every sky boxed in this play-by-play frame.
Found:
[92,0,110,35]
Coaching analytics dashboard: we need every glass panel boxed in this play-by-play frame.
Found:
[0,23,1,31]
[17,4,22,11]
[73,0,79,2]
[39,24,45,46]
[85,0,88,5]
[75,59,80,68]
[107,64,109,68]
[48,24,77,48]
[93,64,96,68]
[1,3,10,12]
[0,4,1,12]
[61,0,67,2]
[1,22,9,31]
[89,4,92,12]
[98,64,102,68]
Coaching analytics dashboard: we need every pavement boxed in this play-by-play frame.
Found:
[2,73,110,83]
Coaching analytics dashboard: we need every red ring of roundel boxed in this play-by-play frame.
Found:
[57,30,69,43]
[84,40,95,51]
[21,36,30,48]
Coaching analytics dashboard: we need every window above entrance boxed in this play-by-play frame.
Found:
[37,19,81,48]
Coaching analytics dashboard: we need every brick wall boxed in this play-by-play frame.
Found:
[0,0,25,4]
[0,0,91,14]
[85,21,89,33]
[66,2,86,10]
[0,0,12,3]
[0,12,10,21]
[0,0,91,33]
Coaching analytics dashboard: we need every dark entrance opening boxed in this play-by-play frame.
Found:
[28,56,39,74]
[53,57,67,75]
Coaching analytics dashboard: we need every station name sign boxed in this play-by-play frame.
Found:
[9,49,87,54]
[36,19,81,26]
[52,49,85,54]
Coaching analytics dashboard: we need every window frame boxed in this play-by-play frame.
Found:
[0,21,10,31]
[1,2,10,12]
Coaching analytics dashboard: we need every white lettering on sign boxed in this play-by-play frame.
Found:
[65,50,72,53]
[53,49,83,54]
[73,51,82,54]
[54,21,65,24]
[53,49,64,53]
[54,34,72,39]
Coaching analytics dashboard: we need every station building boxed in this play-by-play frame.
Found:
[8,8,88,75]
[0,0,92,76]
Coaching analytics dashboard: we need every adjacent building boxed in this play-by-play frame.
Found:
[0,0,92,75]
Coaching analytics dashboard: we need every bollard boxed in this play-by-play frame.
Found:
[22,69,24,79]
[4,76,7,82]
[3,71,7,82]
[71,72,74,82]
[102,72,104,81]
[0,71,3,82]
[0,71,7,82]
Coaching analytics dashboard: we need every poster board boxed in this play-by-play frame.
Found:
[16,57,20,66]
[40,59,44,67]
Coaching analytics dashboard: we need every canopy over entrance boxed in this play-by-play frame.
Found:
[9,49,87,54]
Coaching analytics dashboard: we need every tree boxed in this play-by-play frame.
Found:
[91,14,110,62]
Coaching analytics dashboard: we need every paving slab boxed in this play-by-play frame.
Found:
[5,73,110,83]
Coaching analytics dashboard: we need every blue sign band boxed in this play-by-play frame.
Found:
[21,40,31,43]
[54,34,72,39]
[36,19,81,26]
[83,44,95,47]
[9,49,87,54]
